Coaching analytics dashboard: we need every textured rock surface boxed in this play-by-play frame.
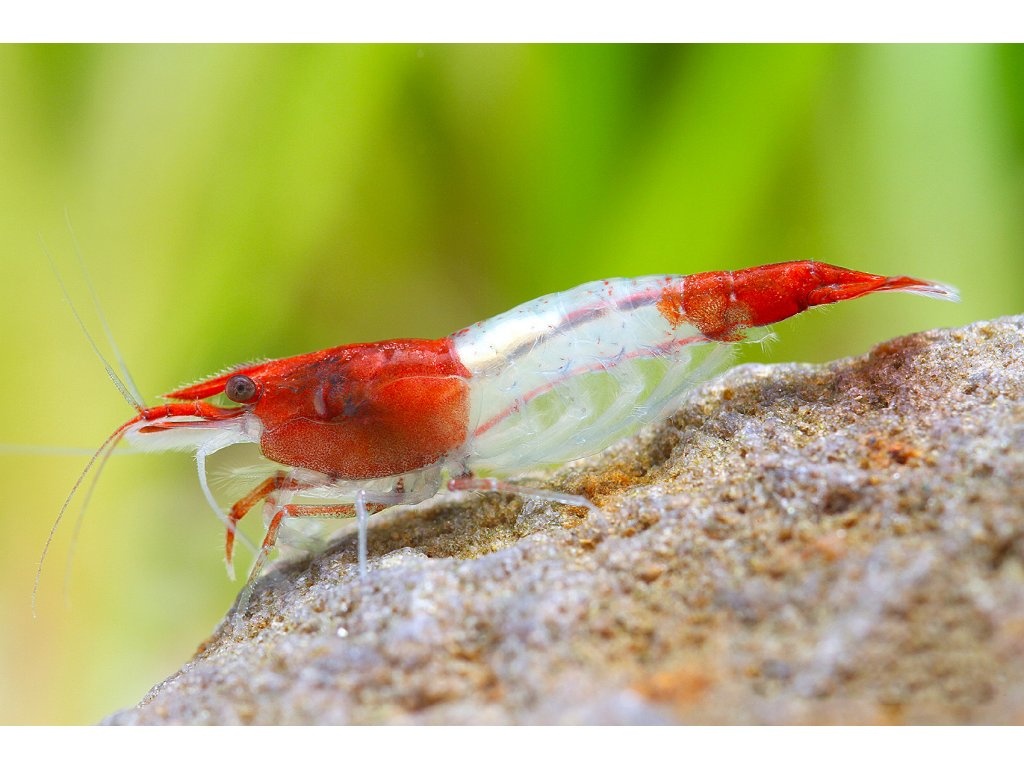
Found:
[105,316,1024,725]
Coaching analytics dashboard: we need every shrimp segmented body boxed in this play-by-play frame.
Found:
[57,260,959,593]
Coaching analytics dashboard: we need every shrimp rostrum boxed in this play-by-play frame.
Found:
[59,260,959,589]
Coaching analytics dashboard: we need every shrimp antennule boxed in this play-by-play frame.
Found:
[41,234,143,412]
[63,210,146,405]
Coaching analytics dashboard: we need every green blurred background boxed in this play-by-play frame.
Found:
[1,44,1021,724]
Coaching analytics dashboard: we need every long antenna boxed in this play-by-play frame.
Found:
[40,234,142,412]
[64,209,146,406]
[61,434,122,608]
[0,443,131,456]
[32,416,140,616]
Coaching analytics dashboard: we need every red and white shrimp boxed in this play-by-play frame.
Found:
[45,260,958,596]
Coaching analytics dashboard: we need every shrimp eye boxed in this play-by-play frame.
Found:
[225,374,259,404]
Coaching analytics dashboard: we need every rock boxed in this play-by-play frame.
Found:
[104,316,1024,725]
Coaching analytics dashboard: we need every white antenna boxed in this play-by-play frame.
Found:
[40,234,142,412]
[64,209,146,406]
[34,227,148,615]
[33,422,130,616]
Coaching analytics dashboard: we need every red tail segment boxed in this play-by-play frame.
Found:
[679,261,957,341]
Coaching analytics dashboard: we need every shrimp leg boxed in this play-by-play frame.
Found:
[250,503,369,581]
[236,471,444,606]
[224,471,304,579]
[233,501,368,614]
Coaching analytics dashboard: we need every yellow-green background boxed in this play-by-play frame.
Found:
[1,45,1021,724]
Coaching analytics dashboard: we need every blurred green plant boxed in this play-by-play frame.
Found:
[1,44,1020,724]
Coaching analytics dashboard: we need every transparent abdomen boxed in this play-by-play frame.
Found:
[450,276,736,475]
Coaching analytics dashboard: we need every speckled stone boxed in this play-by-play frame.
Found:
[105,316,1024,725]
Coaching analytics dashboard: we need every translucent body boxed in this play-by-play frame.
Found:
[451,276,734,474]
[44,261,957,601]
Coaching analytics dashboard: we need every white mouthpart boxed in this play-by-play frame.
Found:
[124,413,262,453]
[125,413,264,556]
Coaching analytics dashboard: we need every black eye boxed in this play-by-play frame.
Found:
[225,374,258,404]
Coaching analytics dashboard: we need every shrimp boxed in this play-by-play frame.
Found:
[47,260,959,598]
